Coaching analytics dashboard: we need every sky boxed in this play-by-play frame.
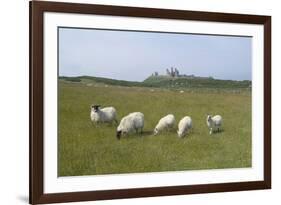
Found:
[59,27,252,81]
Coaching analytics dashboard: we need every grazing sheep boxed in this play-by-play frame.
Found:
[154,114,176,135]
[116,112,144,140]
[206,115,222,134]
[90,105,117,124]
[177,116,192,138]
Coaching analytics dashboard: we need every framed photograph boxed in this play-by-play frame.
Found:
[30,0,271,204]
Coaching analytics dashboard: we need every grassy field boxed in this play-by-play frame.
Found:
[58,79,252,176]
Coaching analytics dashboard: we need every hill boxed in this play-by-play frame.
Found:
[143,75,251,89]
[59,75,251,89]
[59,76,142,87]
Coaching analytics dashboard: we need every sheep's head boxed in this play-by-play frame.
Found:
[177,130,183,138]
[116,131,122,140]
[153,128,158,135]
[91,105,101,112]
[207,115,212,122]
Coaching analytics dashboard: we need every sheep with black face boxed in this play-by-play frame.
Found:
[90,105,117,124]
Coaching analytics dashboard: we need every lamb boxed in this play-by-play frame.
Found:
[154,114,175,135]
[206,114,223,134]
[90,105,117,124]
[177,116,192,138]
[116,112,144,140]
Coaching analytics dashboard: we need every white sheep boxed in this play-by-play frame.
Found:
[116,112,144,140]
[90,105,117,124]
[177,116,192,138]
[154,114,175,135]
[206,115,222,134]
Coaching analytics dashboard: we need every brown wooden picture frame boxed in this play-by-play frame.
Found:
[30,1,271,204]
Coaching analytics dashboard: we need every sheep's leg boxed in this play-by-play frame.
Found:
[209,128,213,135]
[136,128,143,137]
[138,128,143,137]
[93,122,98,128]
[168,125,173,132]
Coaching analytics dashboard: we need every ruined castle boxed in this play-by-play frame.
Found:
[151,67,211,79]
[151,67,180,77]
[166,67,180,77]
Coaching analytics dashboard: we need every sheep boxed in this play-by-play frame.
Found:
[206,114,223,134]
[154,114,175,135]
[177,116,192,138]
[116,112,144,140]
[90,105,117,124]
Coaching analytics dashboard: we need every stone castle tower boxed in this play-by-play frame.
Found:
[152,67,180,77]
[166,67,179,77]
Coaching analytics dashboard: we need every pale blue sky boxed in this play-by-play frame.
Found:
[59,27,252,81]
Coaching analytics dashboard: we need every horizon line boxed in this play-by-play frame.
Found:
[58,74,252,82]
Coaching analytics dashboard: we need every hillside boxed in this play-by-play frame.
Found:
[59,75,251,89]
[143,75,251,89]
[59,76,142,87]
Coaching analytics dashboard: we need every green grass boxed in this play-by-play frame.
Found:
[58,80,252,176]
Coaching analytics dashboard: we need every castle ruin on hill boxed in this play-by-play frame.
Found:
[166,67,180,77]
[151,67,211,79]
[151,67,180,77]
